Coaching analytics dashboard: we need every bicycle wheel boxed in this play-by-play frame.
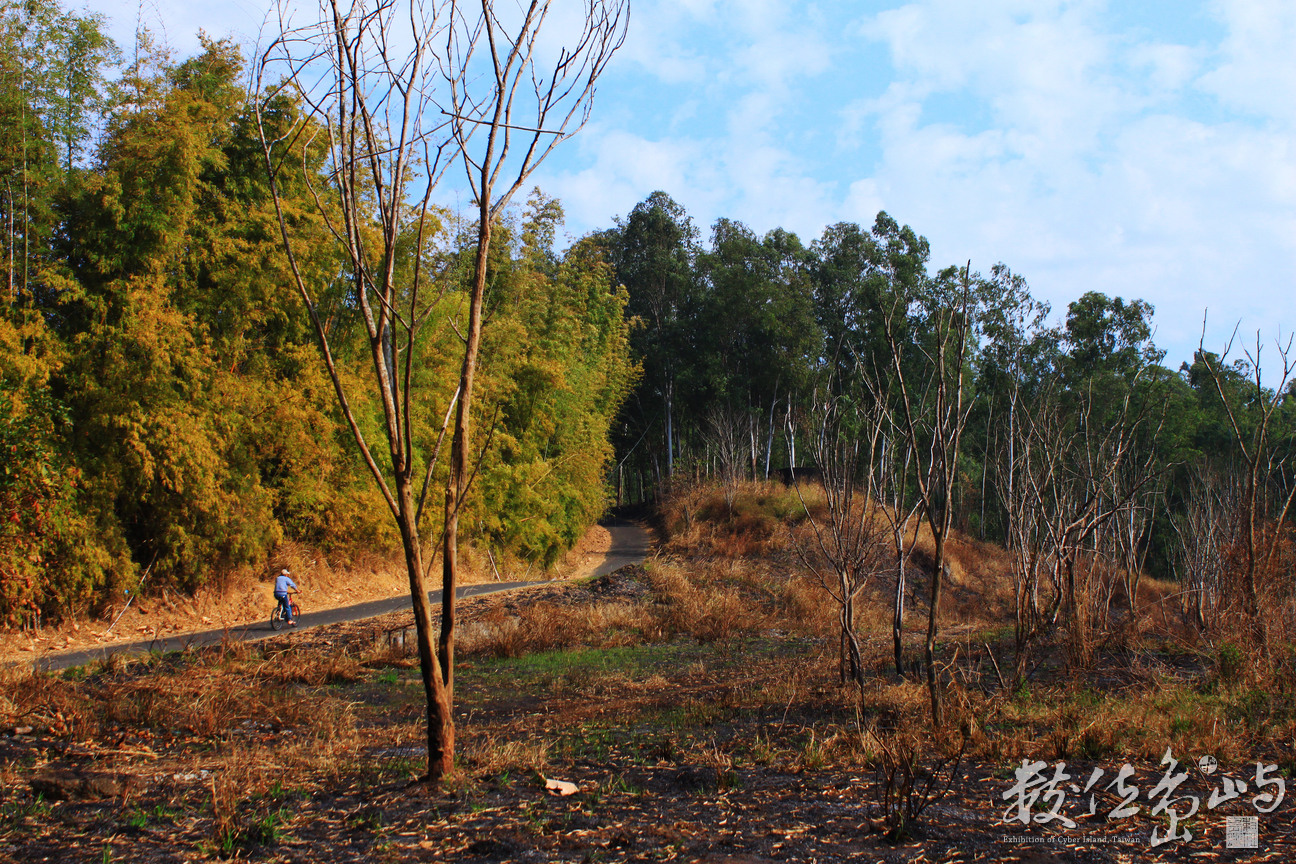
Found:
[270,605,285,631]
[290,600,301,621]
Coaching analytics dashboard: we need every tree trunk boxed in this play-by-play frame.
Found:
[925,536,945,728]
[442,216,491,711]
[665,386,674,477]
[893,534,906,679]
[396,477,453,779]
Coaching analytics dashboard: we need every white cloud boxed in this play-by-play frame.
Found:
[1127,43,1200,93]
[834,0,1296,364]
[1199,0,1296,122]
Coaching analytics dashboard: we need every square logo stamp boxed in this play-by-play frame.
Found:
[1225,815,1258,849]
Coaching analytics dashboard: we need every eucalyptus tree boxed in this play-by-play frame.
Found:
[691,219,817,480]
[600,192,697,479]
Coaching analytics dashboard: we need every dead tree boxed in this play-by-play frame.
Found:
[1170,464,1238,627]
[884,263,978,728]
[254,0,627,782]
[793,392,889,692]
[1195,325,1296,644]
[705,403,748,513]
[1004,370,1165,674]
[879,421,923,680]
[863,361,925,680]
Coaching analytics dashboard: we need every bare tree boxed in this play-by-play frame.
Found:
[705,403,747,513]
[860,360,925,680]
[878,418,923,680]
[1170,464,1237,627]
[254,0,627,782]
[793,391,889,692]
[436,0,627,722]
[1195,325,1296,642]
[1001,370,1165,675]
[883,264,978,728]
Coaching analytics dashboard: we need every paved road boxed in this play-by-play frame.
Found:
[34,520,651,673]
[590,518,652,578]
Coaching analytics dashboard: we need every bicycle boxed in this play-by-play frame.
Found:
[270,593,301,631]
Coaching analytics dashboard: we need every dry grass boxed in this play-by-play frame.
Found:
[457,558,781,659]
[461,734,551,775]
[459,600,652,658]
[5,512,1294,862]
[661,480,815,558]
[1,642,361,775]
[6,478,1293,862]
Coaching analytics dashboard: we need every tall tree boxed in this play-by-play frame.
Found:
[257,0,627,783]
[883,262,978,728]
[601,191,696,479]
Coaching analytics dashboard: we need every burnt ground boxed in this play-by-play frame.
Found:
[1,566,1293,863]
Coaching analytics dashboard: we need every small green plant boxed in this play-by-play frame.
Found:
[522,800,549,835]
[123,803,178,832]
[1,792,50,836]
[1227,689,1270,732]
[749,731,776,765]
[799,729,828,770]
[346,807,385,832]
[604,774,642,795]
[262,779,306,803]
[376,669,398,685]
[62,664,89,682]
[243,808,289,845]
[383,755,419,778]
[1217,643,1244,682]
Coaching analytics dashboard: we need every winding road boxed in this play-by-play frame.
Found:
[34,519,650,673]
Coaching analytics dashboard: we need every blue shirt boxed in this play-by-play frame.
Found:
[274,574,298,596]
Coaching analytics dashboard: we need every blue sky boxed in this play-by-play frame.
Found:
[82,0,1295,370]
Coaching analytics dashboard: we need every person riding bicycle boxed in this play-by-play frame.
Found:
[274,568,298,626]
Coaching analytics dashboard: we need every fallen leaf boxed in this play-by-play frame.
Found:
[544,777,579,796]
[418,840,436,850]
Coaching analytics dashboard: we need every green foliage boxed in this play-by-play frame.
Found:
[1217,642,1244,681]
[473,192,636,565]
[0,9,634,621]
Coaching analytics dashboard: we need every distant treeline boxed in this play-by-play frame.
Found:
[0,4,634,624]
[595,191,1296,604]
